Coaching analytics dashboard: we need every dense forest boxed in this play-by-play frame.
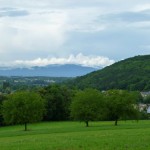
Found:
[68,55,150,91]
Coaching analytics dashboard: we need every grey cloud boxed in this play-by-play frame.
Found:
[65,25,150,60]
[98,11,150,23]
[0,0,150,64]
[116,11,150,22]
[0,7,29,17]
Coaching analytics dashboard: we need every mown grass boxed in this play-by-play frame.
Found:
[0,120,150,150]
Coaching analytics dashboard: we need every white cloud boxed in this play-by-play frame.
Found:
[65,7,106,33]
[0,5,107,61]
[0,9,68,59]
[0,0,149,62]
[0,53,115,68]
[133,4,150,12]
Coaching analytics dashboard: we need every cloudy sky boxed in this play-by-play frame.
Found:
[0,0,150,68]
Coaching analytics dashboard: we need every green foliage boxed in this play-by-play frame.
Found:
[39,85,74,121]
[104,90,139,125]
[70,89,105,126]
[0,94,6,126]
[139,110,149,120]
[2,91,45,131]
[69,55,150,91]
[143,95,150,104]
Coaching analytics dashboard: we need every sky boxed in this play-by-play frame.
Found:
[0,0,150,68]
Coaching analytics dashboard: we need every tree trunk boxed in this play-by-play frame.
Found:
[25,123,27,131]
[85,121,89,127]
[115,119,118,126]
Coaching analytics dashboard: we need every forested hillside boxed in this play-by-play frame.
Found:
[69,55,150,91]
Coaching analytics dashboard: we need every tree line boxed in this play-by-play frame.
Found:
[0,85,149,130]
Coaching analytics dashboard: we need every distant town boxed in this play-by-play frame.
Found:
[0,76,71,93]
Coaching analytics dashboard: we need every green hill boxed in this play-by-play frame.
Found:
[69,55,150,91]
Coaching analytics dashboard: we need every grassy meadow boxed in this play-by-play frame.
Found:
[0,120,150,150]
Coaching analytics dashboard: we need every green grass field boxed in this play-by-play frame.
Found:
[0,120,150,150]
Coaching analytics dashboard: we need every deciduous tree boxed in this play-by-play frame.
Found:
[39,85,74,121]
[2,91,45,131]
[70,89,105,127]
[104,90,139,125]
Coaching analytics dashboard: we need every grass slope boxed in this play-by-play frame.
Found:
[0,121,150,150]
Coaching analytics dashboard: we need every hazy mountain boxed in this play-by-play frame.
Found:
[68,55,150,91]
[0,64,98,77]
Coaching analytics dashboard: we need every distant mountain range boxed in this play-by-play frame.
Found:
[0,64,99,77]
